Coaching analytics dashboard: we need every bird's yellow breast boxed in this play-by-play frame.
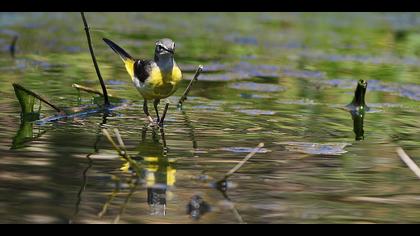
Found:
[149,65,182,85]
[140,65,182,99]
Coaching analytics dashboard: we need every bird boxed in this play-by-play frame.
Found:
[103,37,182,126]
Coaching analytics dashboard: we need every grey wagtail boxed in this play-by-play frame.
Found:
[103,38,182,126]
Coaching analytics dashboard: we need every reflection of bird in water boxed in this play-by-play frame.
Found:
[119,127,176,216]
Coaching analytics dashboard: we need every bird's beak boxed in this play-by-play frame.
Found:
[162,47,174,54]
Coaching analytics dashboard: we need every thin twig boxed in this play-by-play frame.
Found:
[98,178,120,218]
[102,129,122,154]
[80,12,110,106]
[224,143,264,179]
[178,65,203,107]
[397,147,420,179]
[72,83,105,96]
[113,128,127,153]
[102,128,142,175]
[12,83,63,113]
[231,205,245,224]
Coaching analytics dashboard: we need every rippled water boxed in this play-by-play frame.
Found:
[1,12,420,223]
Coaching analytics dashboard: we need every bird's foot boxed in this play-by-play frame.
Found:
[147,115,154,123]
[146,116,159,128]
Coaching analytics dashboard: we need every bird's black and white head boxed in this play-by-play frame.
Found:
[154,38,175,61]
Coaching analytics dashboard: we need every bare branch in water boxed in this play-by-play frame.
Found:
[80,12,110,106]
[397,147,420,179]
[178,65,203,107]
[113,128,127,153]
[224,143,264,179]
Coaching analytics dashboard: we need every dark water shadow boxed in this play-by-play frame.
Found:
[70,111,109,223]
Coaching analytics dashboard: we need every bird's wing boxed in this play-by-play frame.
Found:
[134,59,154,83]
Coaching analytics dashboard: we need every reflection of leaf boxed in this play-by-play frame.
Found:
[11,120,46,150]
[11,120,33,149]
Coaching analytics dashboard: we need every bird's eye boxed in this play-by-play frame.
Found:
[157,45,163,51]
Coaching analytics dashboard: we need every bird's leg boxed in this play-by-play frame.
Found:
[143,99,154,124]
[153,99,161,123]
[158,99,170,127]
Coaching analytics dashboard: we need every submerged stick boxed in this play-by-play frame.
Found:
[397,147,420,179]
[113,178,138,224]
[113,128,127,154]
[102,128,141,175]
[223,142,264,180]
[81,12,110,106]
[13,83,63,113]
[98,179,120,218]
[178,65,203,107]
[102,129,122,154]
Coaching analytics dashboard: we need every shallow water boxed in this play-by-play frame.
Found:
[1,12,420,223]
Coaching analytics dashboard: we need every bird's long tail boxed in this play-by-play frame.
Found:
[103,38,136,78]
